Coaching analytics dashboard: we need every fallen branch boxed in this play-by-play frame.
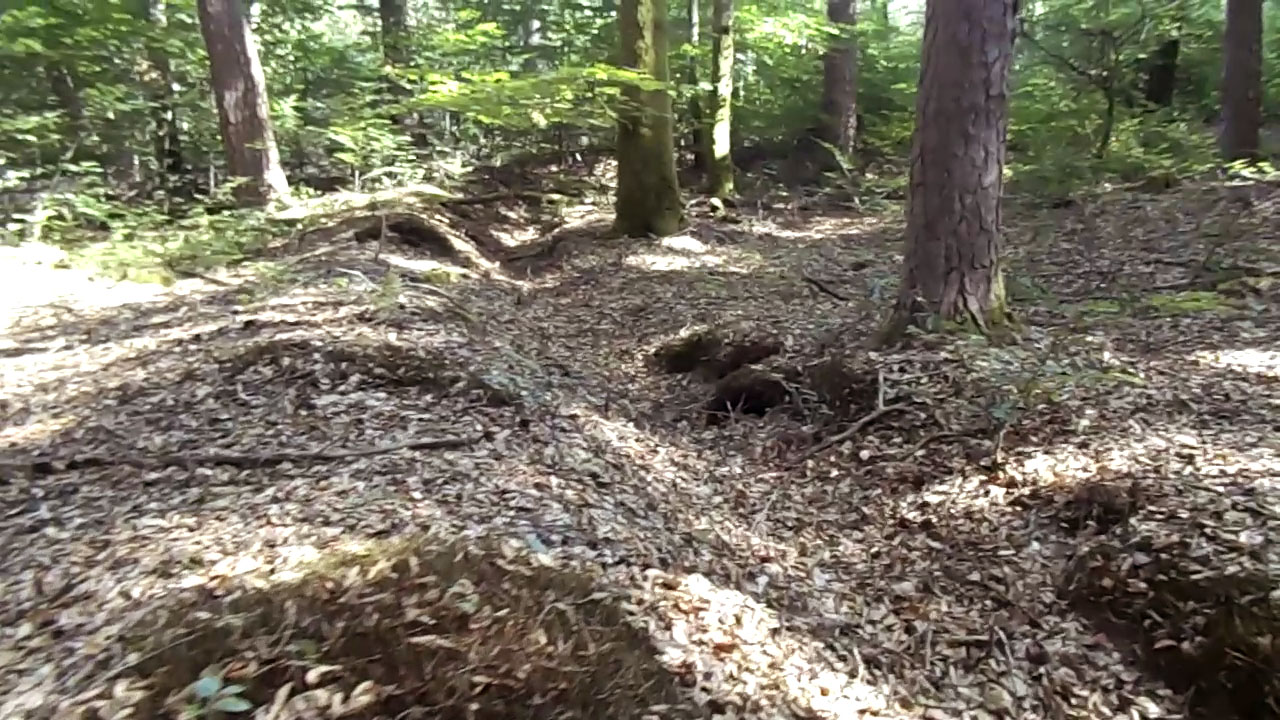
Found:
[803,402,909,459]
[441,190,548,206]
[25,434,483,475]
[802,272,853,302]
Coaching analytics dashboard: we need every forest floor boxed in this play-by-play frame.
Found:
[1,172,1279,720]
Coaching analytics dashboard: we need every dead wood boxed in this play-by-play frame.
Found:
[801,272,853,302]
[301,211,497,271]
[22,433,483,475]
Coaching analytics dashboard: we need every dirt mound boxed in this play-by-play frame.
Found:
[82,538,696,720]
[652,328,783,381]
[1062,526,1280,718]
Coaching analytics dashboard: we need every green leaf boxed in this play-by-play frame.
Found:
[192,675,222,699]
[210,696,253,713]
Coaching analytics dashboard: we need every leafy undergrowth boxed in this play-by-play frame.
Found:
[2,176,1279,719]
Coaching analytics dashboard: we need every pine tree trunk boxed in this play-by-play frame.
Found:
[818,0,857,154]
[1221,0,1262,161]
[880,0,1016,344]
[707,0,734,197]
[196,0,289,206]
[614,0,683,236]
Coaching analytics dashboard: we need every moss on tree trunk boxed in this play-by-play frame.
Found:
[614,0,684,237]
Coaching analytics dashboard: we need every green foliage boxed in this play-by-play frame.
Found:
[0,0,1272,278]
[183,668,253,718]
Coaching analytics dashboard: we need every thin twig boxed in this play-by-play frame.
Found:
[895,431,964,460]
[801,272,853,302]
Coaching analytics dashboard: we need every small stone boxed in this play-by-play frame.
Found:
[1131,696,1164,718]
[982,683,1014,714]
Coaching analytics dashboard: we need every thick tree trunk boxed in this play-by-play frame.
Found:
[1143,38,1179,109]
[707,0,734,197]
[614,0,683,236]
[1220,0,1262,161]
[686,0,706,172]
[880,0,1016,344]
[196,0,289,205]
[137,0,185,178]
[818,0,857,155]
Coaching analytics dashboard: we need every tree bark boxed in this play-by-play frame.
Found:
[707,0,734,197]
[1220,0,1262,161]
[614,0,683,236]
[880,0,1017,344]
[196,0,289,205]
[818,0,857,155]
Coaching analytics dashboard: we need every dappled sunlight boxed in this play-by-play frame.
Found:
[1191,346,1280,378]
[636,570,895,719]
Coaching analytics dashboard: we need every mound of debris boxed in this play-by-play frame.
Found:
[56,538,697,720]
[1060,479,1280,719]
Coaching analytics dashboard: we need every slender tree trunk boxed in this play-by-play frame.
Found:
[1143,37,1179,109]
[137,0,185,178]
[520,0,544,72]
[379,0,410,68]
[1221,0,1263,161]
[879,0,1017,344]
[614,0,683,236]
[45,63,89,156]
[707,0,734,197]
[818,0,857,154]
[1096,88,1116,157]
[686,0,706,172]
[196,0,289,205]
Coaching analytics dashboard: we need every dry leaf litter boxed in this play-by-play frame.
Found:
[1,178,1278,720]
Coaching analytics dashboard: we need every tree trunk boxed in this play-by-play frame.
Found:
[818,0,857,155]
[879,0,1017,344]
[45,63,89,156]
[686,0,706,172]
[1220,0,1262,161]
[1143,37,1179,109]
[520,0,544,72]
[196,0,289,205]
[707,0,734,198]
[614,0,683,236]
[137,0,185,178]
[379,0,410,68]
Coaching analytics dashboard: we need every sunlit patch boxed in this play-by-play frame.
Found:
[659,234,710,254]
[1191,348,1280,378]
[637,571,893,719]
[0,415,77,446]
[624,252,734,272]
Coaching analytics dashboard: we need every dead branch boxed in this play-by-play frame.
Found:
[802,272,853,302]
[441,190,548,206]
[24,433,484,475]
[804,402,909,459]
